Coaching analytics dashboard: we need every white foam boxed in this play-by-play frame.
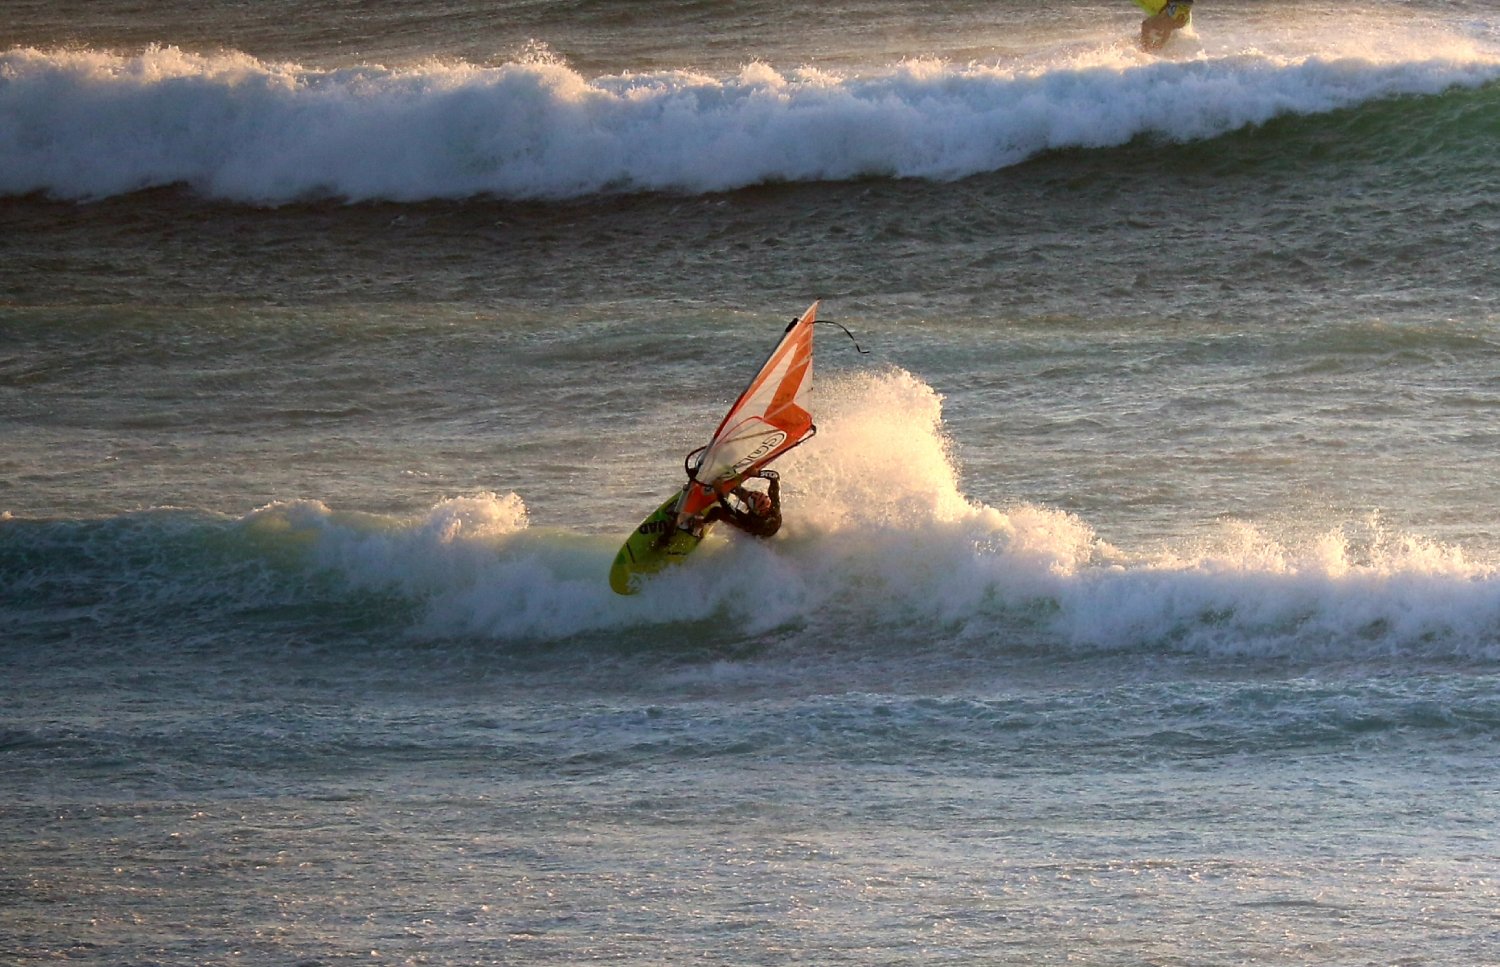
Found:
[4,25,1498,202]
[242,371,1500,662]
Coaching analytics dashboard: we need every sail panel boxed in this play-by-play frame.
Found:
[675,302,818,523]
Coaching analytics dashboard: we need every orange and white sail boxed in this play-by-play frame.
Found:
[675,301,819,527]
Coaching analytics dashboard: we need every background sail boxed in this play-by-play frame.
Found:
[676,301,818,523]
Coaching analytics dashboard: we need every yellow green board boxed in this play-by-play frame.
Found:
[1133,0,1191,20]
[608,491,706,595]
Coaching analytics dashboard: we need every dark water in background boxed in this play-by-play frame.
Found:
[4,2,1500,964]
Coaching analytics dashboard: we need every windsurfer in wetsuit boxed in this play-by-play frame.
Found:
[1141,0,1193,52]
[703,469,782,538]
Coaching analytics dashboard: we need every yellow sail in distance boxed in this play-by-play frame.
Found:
[1132,0,1192,21]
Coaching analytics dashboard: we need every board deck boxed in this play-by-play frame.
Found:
[608,491,706,595]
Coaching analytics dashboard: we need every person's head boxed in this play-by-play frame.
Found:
[748,490,772,515]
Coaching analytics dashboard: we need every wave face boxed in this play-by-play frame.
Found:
[3,35,1498,203]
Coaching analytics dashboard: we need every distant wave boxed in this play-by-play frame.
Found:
[2,43,1498,203]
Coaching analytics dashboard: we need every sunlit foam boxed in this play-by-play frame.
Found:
[4,29,1498,202]
[243,369,1500,662]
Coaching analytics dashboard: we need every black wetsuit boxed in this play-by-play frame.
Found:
[704,474,782,538]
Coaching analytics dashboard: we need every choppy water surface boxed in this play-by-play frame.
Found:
[4,1,1500,963]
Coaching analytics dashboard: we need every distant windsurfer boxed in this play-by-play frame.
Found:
[702,469,782,539]
[1139,0,1192,51]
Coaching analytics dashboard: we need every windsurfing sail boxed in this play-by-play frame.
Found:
[674,301,819,528]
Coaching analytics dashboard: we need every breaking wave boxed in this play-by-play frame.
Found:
[3,35,1498,203]
[5,370,1500,668]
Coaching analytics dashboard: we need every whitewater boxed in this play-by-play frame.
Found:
[4,15,1500,202]
[43,366,1483,662]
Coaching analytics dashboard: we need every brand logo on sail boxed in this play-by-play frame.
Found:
[720,431,787,480]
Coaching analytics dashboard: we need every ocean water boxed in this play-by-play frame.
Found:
[4,1,1500,964]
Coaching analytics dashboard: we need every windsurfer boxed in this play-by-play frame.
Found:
[703,469,782,539]
[1140,0,1192,51]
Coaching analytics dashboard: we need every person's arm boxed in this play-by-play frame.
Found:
[708,487,752,525]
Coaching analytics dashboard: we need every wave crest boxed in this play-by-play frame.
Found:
[4,41,1498,202]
